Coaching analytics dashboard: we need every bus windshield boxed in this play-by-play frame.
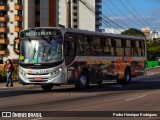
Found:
[19,36,63,64]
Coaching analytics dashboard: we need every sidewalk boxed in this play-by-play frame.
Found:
[145,66,160,76]
[0,80,40,90]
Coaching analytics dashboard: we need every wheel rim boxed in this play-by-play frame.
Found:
[126,72,130,82]
[80,75,86,85]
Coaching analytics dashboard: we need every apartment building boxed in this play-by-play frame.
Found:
[59,0,102,31]
[0,0,102,63]
[142,27,152,40]
[0,0,59,63]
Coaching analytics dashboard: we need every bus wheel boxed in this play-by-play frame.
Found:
[117,69,131,84]
[97,81,103,85]
[41,84,54,91]
[124,69,131,83]
[75,71,89,89]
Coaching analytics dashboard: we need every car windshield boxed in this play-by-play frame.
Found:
[19,36,63,64]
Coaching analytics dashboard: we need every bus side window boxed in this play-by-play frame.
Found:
[78,35,90,56]
[64,41,75,56]
[115,39,124,56]
[90,36,102,56]
[103,37,111,55]
[136,41,142,56]
[131,40,138,56]
[140,41,145,56]
[125,40,132,56]
[64,32,76,66]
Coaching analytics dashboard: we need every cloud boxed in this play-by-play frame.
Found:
[108,16,128,20]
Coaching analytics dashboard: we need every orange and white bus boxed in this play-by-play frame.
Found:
[14,27,146,90]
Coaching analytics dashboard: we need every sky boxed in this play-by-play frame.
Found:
[102,0,160,31]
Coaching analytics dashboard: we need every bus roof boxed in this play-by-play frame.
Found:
[21,27,146,40]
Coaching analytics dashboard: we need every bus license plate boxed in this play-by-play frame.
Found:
[34,77,43,81]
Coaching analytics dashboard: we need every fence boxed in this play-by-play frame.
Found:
[146,61,159,68]
[0,64,19,81]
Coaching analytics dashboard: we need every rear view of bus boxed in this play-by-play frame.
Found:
[15,28,65,90]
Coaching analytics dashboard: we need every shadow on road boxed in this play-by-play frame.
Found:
[1,75,160,98]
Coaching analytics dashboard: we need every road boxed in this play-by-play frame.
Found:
[1,75,160,120]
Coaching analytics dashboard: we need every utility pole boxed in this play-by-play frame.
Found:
[66,0,71,28]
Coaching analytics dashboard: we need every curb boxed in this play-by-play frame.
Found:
[145,66,160,71]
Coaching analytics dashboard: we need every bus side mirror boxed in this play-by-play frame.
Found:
[13,38,20,55]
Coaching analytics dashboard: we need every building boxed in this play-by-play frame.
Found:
[142,27,152,40]
[0,0,59,63]
[102,28,126,34]
[59,0,102,31]
[0,0,102,63]
[151,30,160,40]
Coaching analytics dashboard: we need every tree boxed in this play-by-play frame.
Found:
[121,28,145,37]
[121,28,160,60]
[147,40,160,60]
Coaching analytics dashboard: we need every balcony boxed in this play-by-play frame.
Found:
[96,4,102,9]
[0,16,8,22]
[14,15,23,21]
[0,5,8,11]
[0,50,6,55]
[14,4,23,10]
[0,38,8,44]
[0,28,8,33]
[14,26,22,32]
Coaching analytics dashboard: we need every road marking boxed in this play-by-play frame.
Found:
[110,85,122,88]
[125,95,146,101]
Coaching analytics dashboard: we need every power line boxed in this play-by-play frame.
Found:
[83,0,125,31]
[107,0,144,28]
[119,0,147,27]
[103,2,130,28]
[79,0,111,29]
[126,0,151,28]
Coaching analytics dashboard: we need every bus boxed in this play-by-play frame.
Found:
[13,27,146,90]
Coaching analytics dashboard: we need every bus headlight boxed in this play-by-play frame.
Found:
[50,68,62,76]
[19,69,26,76]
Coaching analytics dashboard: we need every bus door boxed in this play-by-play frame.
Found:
[64,33,76,83]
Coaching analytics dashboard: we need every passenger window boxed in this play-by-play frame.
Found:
[126,40,131,47]
[115,39,121,47]
[78,35,90,56]
[64,41,75,56]
[136,41,139,48]
[115,39,124,56]
[103,38,111,55]
[90,36,102,55]
[64,33,76,66]
[125,40,132,56]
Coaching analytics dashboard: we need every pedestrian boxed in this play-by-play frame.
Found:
[3,59,13,87]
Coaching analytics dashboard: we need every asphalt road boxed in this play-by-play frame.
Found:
[1,75,160,120]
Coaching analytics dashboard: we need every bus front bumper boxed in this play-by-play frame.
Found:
[19,72,66,85]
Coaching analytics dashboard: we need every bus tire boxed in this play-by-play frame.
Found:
[41,84,54,91]
[123,68,131,83]
[117,68,131,84]
[96,71,103,85]
[97,81,103,85]
[75,71,89,89]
